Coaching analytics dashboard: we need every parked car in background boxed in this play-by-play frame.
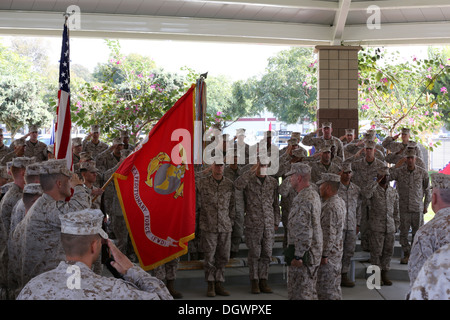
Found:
[3,134,13,147]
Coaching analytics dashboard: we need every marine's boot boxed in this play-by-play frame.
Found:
[381,270,393,286]
[259,279,273,293]
[166,280,183,299]
[400,253,409,265]
[340,273,355,288]
[215,282,230,296]
[207,281,216,297]
[251,280,260,294]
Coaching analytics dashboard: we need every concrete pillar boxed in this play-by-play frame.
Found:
[314,46,362,138]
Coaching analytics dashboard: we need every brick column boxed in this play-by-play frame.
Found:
[315,46,362,138]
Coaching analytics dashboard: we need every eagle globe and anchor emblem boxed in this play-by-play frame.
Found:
[131,145,189,249]
[145,145,188,199]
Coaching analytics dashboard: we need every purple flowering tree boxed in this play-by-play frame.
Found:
[358,48,450,150]
[71,40,191,144]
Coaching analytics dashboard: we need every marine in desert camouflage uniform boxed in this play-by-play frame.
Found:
[285,163,322,300]
[347,140,387,252]
[96,137,123,173]
[316,173,346,300]
[382,127,423,160]
[121,130,135,151]
[7,183,42,299]
[337,163,362,288]
[344,130,385,162]
[306,146,342,184]
[9,162,41,235]
[72,137,83,166]
[196,161,235,297]
[234,160,280,294]
[0,139,26,165]
[302,122,344,160]
[0,157,34,299]
[82,125,109,159]
[385,141,426,170]
[101,149,133,256]
[19,159,91,292]
[408,173,450,293]
[363,167,400,286]
[409,243,450,300]
[79,161,103,210]
[17,209,172,300]
[389,149,431,264]
[224,149,245,259]
[277,142,308,249]
[22,125,47,162]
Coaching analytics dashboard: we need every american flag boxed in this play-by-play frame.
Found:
[55,21,73,170]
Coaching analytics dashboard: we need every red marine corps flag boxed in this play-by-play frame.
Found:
[114,84,199,270]
[55,19,72,170]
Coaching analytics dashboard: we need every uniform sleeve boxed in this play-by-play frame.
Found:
[381,136,395,149]
[422,172,431,212]
[321,206,333,258]
[301,132,318,147]
[123,266,173,300]
[393,192,400,231]
[362,180,378,200]
[289,201,313,258]
[272,182,281,227]
[336,139,345,160]
[356,186,362,226]
[65,185,91,212]
[233,170,250,190]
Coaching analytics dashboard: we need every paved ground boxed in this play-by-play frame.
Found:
[172,264,411,301]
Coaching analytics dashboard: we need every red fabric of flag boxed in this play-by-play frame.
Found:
[114,85,196,270]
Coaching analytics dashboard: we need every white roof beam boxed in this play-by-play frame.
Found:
[349,0,450,11]
[342,21,450,44]
[0,11,332,45]
[183,0,339,10]
[331,0,351,45]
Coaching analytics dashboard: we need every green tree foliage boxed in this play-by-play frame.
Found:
[358,47,450,150]
[210,47,317,127]
[427,47,450,130]
[0,77,51,136]
[252,47,317,124]
[0,40,53,135]
[71,40,191,144]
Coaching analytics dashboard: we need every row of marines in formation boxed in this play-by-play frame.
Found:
[189,122,437,300]
[0,122,447,299]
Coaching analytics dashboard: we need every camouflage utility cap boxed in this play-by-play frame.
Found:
[316,172,341,185]
[60,208,108,239]
[40,159,71,177]
[23,183,43,195]
[285,163,311,177]
[431,173,450,189]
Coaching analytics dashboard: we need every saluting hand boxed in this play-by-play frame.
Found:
[108,239,134,275]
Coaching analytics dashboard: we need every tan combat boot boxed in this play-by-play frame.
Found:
[259,279,273,293]
[400,253,409,264]
[166,280,183,299]
[215,282,230,296]
[381,270,393,286]
[207,281,216,297]
[341,273,355,287]
[251,280,260,294]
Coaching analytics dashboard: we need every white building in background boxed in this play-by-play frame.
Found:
[222,110,314,148]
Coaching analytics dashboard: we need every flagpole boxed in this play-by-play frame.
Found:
[194,73,207,165]
[92,174,114,203]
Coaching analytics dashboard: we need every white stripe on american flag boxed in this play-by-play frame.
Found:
[56,90,72,170]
